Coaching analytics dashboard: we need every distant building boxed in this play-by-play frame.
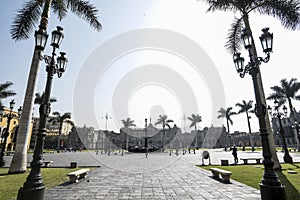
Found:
[30,116,73,149]
[230,131,261,147]
[0,107,23,151]
[270,109,300,148]
[75,123,229,151]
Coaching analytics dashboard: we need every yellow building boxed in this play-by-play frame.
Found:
[30,116,73,149]
[0,107,20,152]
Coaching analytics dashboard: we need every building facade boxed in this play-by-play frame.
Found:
[270,110,300,148]
[30,116,73,149]
[0,107,21,151]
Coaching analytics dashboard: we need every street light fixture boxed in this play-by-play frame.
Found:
[268,100,293,164]
[0,100,22,167]
[18,26,68,200]
[233,27,286,200]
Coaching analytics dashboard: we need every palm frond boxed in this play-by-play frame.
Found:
[52,111,61,117]
[67,0,102,31]
[225,17,244,53]
[0,81,16,99]
[206,0,239,13]
[10,0,42,41]
[255,0,300,30]
[52,0,67,20]
[229,118,233,125]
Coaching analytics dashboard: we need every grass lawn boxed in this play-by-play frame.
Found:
[200,163,300,200]
[0,167,83,200]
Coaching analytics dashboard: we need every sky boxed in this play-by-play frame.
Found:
[1,0,300,133]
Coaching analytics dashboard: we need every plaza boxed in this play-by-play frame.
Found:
[2,149,300,199]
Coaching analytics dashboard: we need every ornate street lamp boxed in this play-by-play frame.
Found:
[0,100,22,167]
[233,27,286,200]
[268,100,293,163]
[18,26,68,200]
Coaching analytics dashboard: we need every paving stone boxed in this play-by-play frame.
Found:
[38,151,264,199]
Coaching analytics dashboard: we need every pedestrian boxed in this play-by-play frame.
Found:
[232,146,238,164]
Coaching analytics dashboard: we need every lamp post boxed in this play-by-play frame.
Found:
[145,118,148,158]
[18,26,68,200]
[102,113,112,154]
[233,27,286,200]
[268,101,293,163]
[0,100,22,167]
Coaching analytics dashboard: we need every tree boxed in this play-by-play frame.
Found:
[34,92,57,105]
[121,118,136,150]
[29,92,57,147]
[236,100,254,148]
[217,107,236,134]
[206,0,300,170]
[9,0,102,173]
[121,118,136,128]
[0,81,16,107]
[155,115,173,149]
[188,114,202,147]
[268,78,300,119]
[48,111,74,152]
[268,78,300,151]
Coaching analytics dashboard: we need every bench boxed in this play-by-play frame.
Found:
[210,168,232,183]
[6,151,14,156]
[67,168,90,183]
[240,158,262,164]
[28,160,53,167]
[42,161,53,167]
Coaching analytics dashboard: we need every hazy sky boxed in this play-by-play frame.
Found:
[1,0,300,132]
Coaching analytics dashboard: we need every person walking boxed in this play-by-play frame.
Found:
[232,146,238,164]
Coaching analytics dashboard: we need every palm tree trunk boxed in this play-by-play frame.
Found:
[8,48,41,174]
[246,112,253,148]
[9,2,51,173]
[194,125,198,148]
[162,127,165,151]
[57,122,62,152]
[243,15,281,170]
[226,119,230,146]
[287,98,300,151]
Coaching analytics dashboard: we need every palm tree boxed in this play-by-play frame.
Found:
[206,0,300,170]
[236,100,254,148]
[155,115,173,150]
[188,114,202,147]
[9,0,101,174]
[121,118,136,128]
[268,78,300,119]
[0,81,16,107]
[34,92,57,105]
[217,107,236,134]
[121,118,136,150]
[268,78,300,151]
[48,111,74,152]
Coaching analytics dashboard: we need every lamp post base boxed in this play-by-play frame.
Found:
[283,154,293,164]
[17,186,45,200]
[260,183,286,200]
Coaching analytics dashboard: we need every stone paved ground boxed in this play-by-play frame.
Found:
[4,149,299,199]
[42,150,263,200]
